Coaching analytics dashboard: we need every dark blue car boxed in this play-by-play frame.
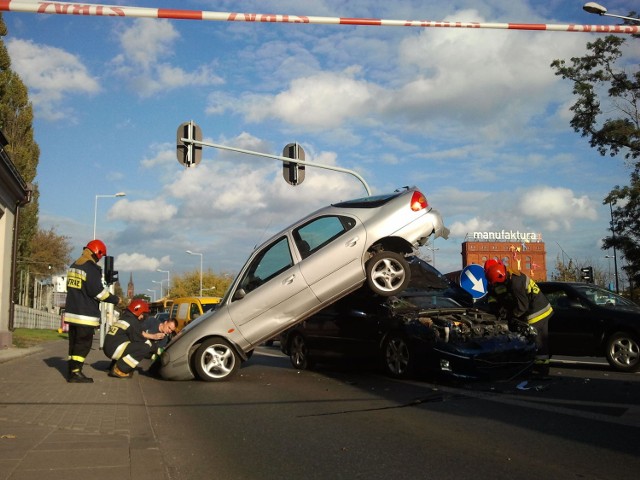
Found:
[280,257,536,379]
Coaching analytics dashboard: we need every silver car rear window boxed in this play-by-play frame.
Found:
[333,192,400,208]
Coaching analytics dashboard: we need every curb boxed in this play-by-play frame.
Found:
[0,345,44,364]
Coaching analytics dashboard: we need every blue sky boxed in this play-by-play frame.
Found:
[2,0,638,297]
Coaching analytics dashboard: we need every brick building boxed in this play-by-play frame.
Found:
[461,230,548,282]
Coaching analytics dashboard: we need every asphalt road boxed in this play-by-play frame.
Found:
[139,346,640,480]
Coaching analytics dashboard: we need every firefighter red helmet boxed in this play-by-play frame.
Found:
[486,263,507,284]
[128,299,150,316]
[484,258,499,273]
[85,239,107,260]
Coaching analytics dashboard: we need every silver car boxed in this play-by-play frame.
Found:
[159,186,449,381]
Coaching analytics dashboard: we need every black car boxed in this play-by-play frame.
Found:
[280,258,536,379]
[538,282,640,372]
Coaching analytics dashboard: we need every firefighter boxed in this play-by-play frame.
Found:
[485,261,554,377]
[103,299,166,378]
[64,239,120,383]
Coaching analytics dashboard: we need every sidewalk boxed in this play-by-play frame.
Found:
[0,339,169,480]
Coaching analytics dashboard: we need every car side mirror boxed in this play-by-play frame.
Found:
[233,288,247,301]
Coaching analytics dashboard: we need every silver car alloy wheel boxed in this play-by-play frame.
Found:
[606,332,640,372]
[366,251,411,296]
[196,341,238,380]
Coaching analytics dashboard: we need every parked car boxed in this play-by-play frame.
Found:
[538,282,640,372]
[159,186,450,381]
[279,257,537,379]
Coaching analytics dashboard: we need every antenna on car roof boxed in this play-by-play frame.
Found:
[253,220,273,250]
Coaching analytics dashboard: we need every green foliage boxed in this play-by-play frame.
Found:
[12,328,66,348]
[27,227,72,276]
[170,269,234,298]
[551,34,640,285]
[0,14,41,300]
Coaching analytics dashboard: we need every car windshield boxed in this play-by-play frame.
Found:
[574,285,640,311]
[406,257,474,306]
[390,292,462,312]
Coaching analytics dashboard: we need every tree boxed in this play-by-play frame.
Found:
[28,227,73,275]
[0,14,41,299]
[170,269,234,298]
[551,29,640,285]
[550,255,578,282]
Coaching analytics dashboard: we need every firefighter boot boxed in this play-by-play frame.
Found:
[530,360,551,380]
[108,364,133,379]
[67,362,94,383]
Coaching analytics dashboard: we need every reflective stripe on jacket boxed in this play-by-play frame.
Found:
[488,272,552,325]
[64,250,119,327]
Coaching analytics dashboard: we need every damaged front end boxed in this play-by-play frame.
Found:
[400,307,537,379]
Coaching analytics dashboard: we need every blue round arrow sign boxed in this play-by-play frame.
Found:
[460,264,488,299]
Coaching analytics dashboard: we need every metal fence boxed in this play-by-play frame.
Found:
[13,305,61,330]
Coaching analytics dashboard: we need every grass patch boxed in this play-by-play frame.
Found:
[12,328,67,348]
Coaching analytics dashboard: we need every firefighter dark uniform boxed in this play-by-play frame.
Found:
[485,263,553,376]
[103,300,153,378]
[64,240,120,383]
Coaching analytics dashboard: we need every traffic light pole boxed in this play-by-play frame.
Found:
[181,137,372,196]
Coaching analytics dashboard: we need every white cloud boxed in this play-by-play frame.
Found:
[449,216,495,238]
[108,198,178,231]
[518,186,598,231]
[115,252,167,272]
[7,38,100,120]
[207,6,586,143]
[110,18,224,97]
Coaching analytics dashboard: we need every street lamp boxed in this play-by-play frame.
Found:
[605,255,614,289]
[152,280,164,298]
[93,192,126,239]
[157,269,170,297]
[146,289,157,302]
[186,250,203,297]
[608,202,620,294]
[583,3,640,22]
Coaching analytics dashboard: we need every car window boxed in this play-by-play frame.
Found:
[543,289,570,308]
[294,215,355,258]
[177,303,189,319]
[333,192,398,208]
[574,285,640,310]
[239,236,293,293]
[189,302,200,319]
[202,303,217,313]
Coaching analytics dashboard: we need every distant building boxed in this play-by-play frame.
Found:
[461,230,548,282]
[127,273,134,299]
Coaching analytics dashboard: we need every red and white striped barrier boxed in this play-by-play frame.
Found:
[0,1,638,34]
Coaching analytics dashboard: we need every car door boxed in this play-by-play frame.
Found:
[301,294,382,358]
[294,215,367,303]
[227,235,320,346]
[543,286,602,355]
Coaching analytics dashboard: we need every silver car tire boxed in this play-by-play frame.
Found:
[605,331,640,372]
[193,338,240,381]
[366,251,411,297]
[382,333,412,378]
[289,333,314,370]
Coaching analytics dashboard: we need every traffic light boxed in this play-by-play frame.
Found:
[104,255,119,285]
[176,121,202,168]
[580,266,594,283]
[282,142,305,186]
